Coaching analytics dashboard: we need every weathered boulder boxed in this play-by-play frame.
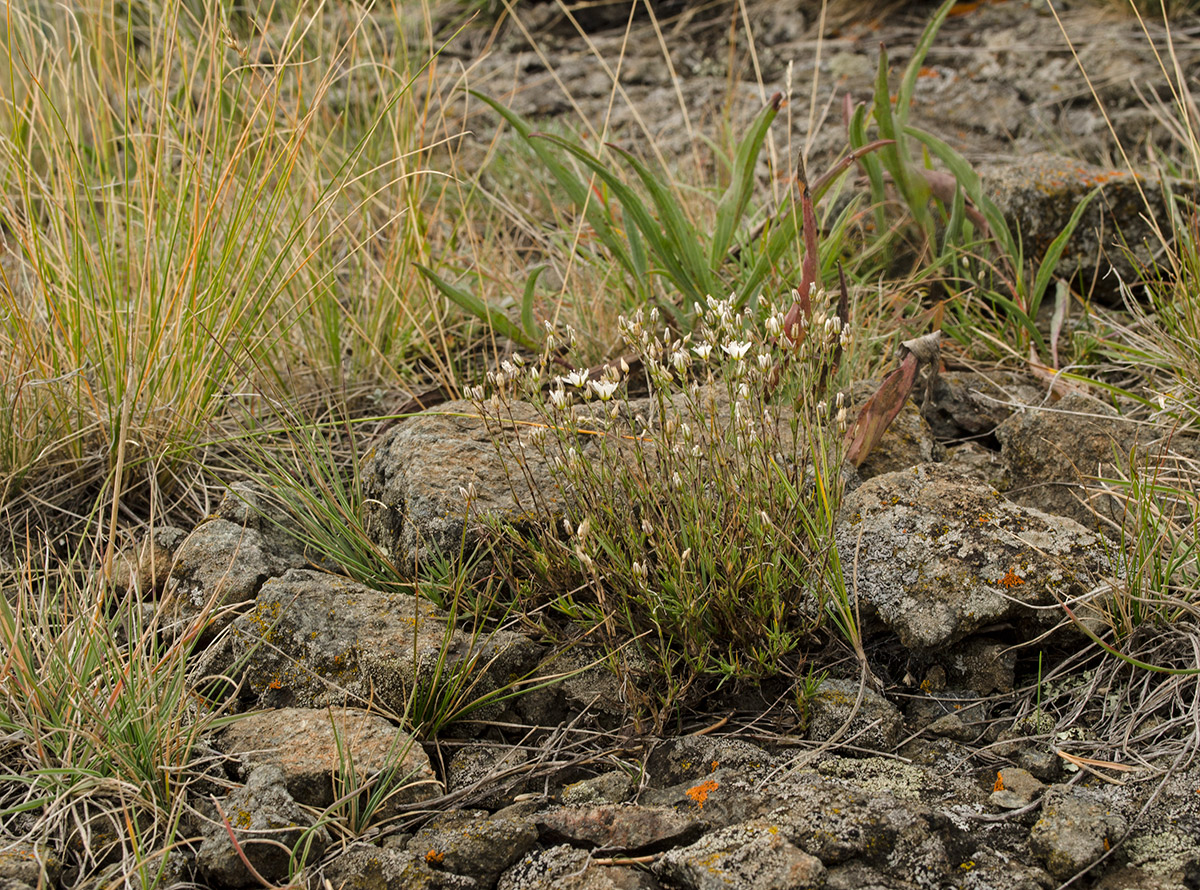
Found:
[407,809,538,888]
[995,392,1138,531]
[536,804,702,853]
[195,765,328,888]
[1030,786,1128,881]
[214,707,441,812]
[361,399,565,569]
[230,568,541,723]
[806,677,906,751]
[653,819,825,890]
[836,462,1114,652]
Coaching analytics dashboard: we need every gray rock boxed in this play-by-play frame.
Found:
[836,462,1114,652]
[499,844,661,890]
[215,707,441,812]
[230,568,541,723]
[196,765,328,888]
[318,844,474,890]
[1029,786,1128,880]
[407,809,538,887]
[995,392,1138,530]
[990,768,1045,807]
[0,844,61,888]
[536,804,701,853]
[169,518,307,628]
[806,677,906,751]
[655,818,826,889]
[924,370,1044,442]
[447,743,533,810]
[361,398,566,569]
[560,770,636,805]
[979,153,1196,303]
[644,736,777,789]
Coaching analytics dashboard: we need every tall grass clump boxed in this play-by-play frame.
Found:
[0,0,433,537]
[0,548,239,886]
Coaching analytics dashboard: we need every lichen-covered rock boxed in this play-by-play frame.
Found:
[0,844,62,889]
[653,818,825,890]
[499,844,660,890]
[361,399,566,569]
[214,707,440,811]
[230,568,541,721]
[407,809,538,887]
[836,462,1114,652]
[318,844,474,890]
[995,392,1137,530]
[979,153,1195,303]
[196,766,328,888]
[536,804,702,853]
[1030,786,1128,880]
[806,677,905,751]
[644,736,777,789]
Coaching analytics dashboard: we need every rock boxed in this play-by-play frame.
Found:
[196,765,328,888]
[361,398,566,569]
[214,707,441,812]
[168,518,307,630]
[407,809,538,887]
[945,637,1017,694]
[806,677,906,751]
[499,844,661,890]
[110,525,188,595]
[560,770,636,805]
[995,392,1138,530]
[1029,786,1128,880]
[536,804,702,853]
[979,153,1196,303]
[836,462,1114,652]
[990,767,1045,808]
[447,743,533,810]
[653,819,825,890]
[318,844,473,890]
[643,736,777,788]
[0,844,62,888]
[230,568,541,723]
[923,369,1044,442]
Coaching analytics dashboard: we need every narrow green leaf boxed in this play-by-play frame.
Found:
[897,0,957,113]
[711,93,781,268]
[1031,185,1101,317]
[607,143,718,300]
[849,103,889,235]
[469,91,634,278]
[521,265,546,341]
[539,134,699,310]
[415,263,540,351]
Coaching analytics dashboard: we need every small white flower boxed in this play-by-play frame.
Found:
[464,385,485,401]
[765,313,782,336]
[836,406,848,431]
[589,379,619,401]
[642,518,654,536]
[561,370,590,388]
[576,517,591,541]
[757,353,772,370]
[738,382,751,400]
[672,471,683,488]
[501,359,518,376]
[722,341,752,360]
[548,388,568,409]
[693,343,713,361]
[672,350,689,372]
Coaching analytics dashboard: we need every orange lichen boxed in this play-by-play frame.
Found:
[425,849,444,865]
[686,779,719,809]
[998,570,1025,589]
[993,772,1004,792]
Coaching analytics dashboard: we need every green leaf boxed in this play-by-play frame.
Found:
[415,263,540,352]
[711,94,781,268]
[897,0,957,115]
[607,143,718,301]
[469,91,634,280]
[1030,185,1102,318]
[521,265,546,341]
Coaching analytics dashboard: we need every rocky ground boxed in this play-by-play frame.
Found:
[6,1,1200,888]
